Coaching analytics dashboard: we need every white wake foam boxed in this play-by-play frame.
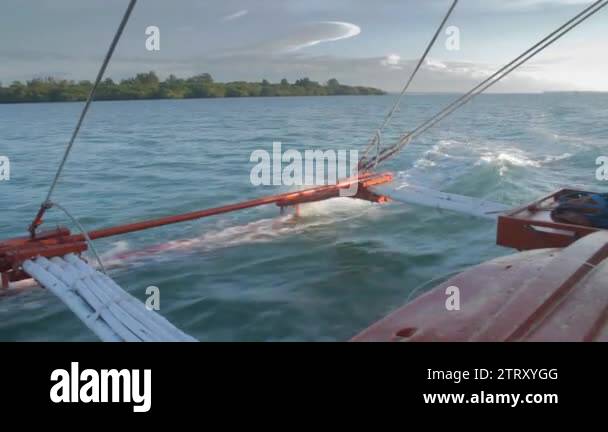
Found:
[99,197,377,266]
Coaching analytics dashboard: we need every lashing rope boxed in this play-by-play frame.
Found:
[51,202,108,275]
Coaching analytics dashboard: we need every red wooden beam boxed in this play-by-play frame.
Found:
[77,172,393,241]
[1,172,394,286]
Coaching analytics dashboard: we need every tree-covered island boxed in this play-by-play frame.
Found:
[0,72,385,103]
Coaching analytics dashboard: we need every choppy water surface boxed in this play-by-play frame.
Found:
[0,94,606,341]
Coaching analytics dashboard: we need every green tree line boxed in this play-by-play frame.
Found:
[0,72,385,103]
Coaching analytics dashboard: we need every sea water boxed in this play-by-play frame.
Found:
[0,93,606,341]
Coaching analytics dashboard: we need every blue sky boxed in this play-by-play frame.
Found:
[1,0,606,92]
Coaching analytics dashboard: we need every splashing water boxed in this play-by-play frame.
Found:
[100,197,377,267]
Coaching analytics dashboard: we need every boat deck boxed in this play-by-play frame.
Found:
[497,189,601,250]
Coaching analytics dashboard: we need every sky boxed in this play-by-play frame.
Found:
[0,0,606,92]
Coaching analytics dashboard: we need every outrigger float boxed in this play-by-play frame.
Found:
[1,0,607,341]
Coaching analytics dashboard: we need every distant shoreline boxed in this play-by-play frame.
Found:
[0,94,393,106]
[0,72,385,104]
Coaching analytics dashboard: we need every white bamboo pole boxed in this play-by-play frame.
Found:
[52,257,160,341]
[25,254,196,342]
[23,258,121,342]
[65,255,174,341]
[93,272,195,341]
[90,272,177,341]
[374,184,510,220]
[49,258,143,342]
[44,257,137,340]
[79,271,160,341]
[65,254,196,341]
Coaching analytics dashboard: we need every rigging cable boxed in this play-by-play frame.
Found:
[360,0,459,168]
[28,0,138,238]
[52,202,108,275]
[359,0,608,171]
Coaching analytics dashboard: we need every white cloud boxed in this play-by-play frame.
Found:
[468,0,594,10]
[222,9,248,22]
[521,40,608,91]
[381,54,402,69]
[508,0,594,6]
[424,58,448,71]
[280,21,361,52]
[226,21,361,55]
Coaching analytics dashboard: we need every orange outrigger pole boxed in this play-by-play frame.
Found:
[1,172,393,289]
